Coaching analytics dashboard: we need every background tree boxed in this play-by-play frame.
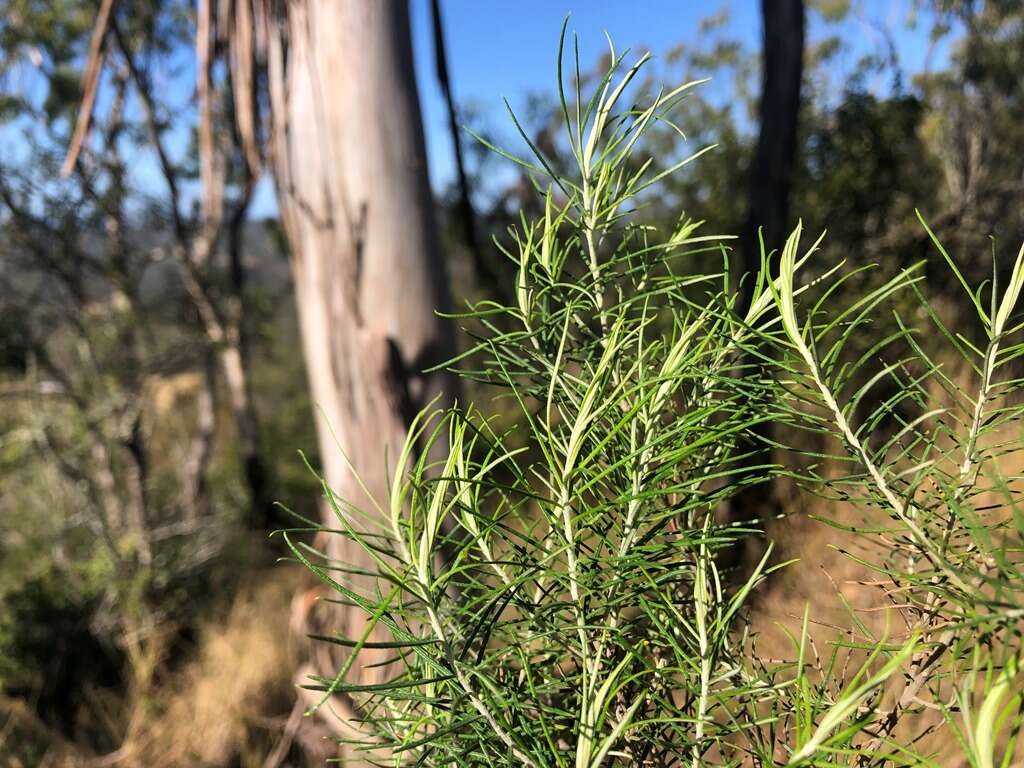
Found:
[62,0,274,529]
[0,0,317,761]
[214,0,460,746]
[739,0,806,292]
[725,0,806,547]
[0,0,219,747]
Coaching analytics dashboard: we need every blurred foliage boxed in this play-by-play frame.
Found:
[0,0,318,760]
[0,571,120,734]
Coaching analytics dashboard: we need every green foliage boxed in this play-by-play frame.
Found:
[796,92,940,253]
[290,37,785,764]
[0,571,121,720]
[769,216,1024,764]
[294,35,1024,767]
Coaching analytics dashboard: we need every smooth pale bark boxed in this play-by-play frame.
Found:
[183,355,216,522]
[264,0,456,746]
[271,0,454,523]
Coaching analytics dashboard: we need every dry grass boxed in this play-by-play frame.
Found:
[0,568,322,768]
[122,569,308,767]
[753,430,1024,767]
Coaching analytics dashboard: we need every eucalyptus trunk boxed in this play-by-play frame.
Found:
[264,0,456,744]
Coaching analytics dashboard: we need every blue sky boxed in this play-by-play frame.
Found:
[246,1,768,214]
[407,1,761,194]
[1,1,951,219]
[406,0,945,195]
[253,0,945,216]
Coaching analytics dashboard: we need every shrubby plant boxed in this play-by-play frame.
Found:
[286,31,1024,767]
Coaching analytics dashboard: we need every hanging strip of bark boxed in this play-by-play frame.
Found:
[61,0,116,177]
[230,0,263,175]
[197,0,224,228]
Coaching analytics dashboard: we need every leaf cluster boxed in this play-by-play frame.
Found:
[290,29,1024,768]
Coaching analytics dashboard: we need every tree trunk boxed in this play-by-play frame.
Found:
[264,0,456,747]
[729,0,805,561]
[222,174,272,528]
[118,10,272,530]
[183,353,217,522]
[740,0,805,288]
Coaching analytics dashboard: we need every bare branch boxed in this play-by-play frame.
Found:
[61,0,116,177]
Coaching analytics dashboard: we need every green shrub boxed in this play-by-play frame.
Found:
[288,32,1024,767]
